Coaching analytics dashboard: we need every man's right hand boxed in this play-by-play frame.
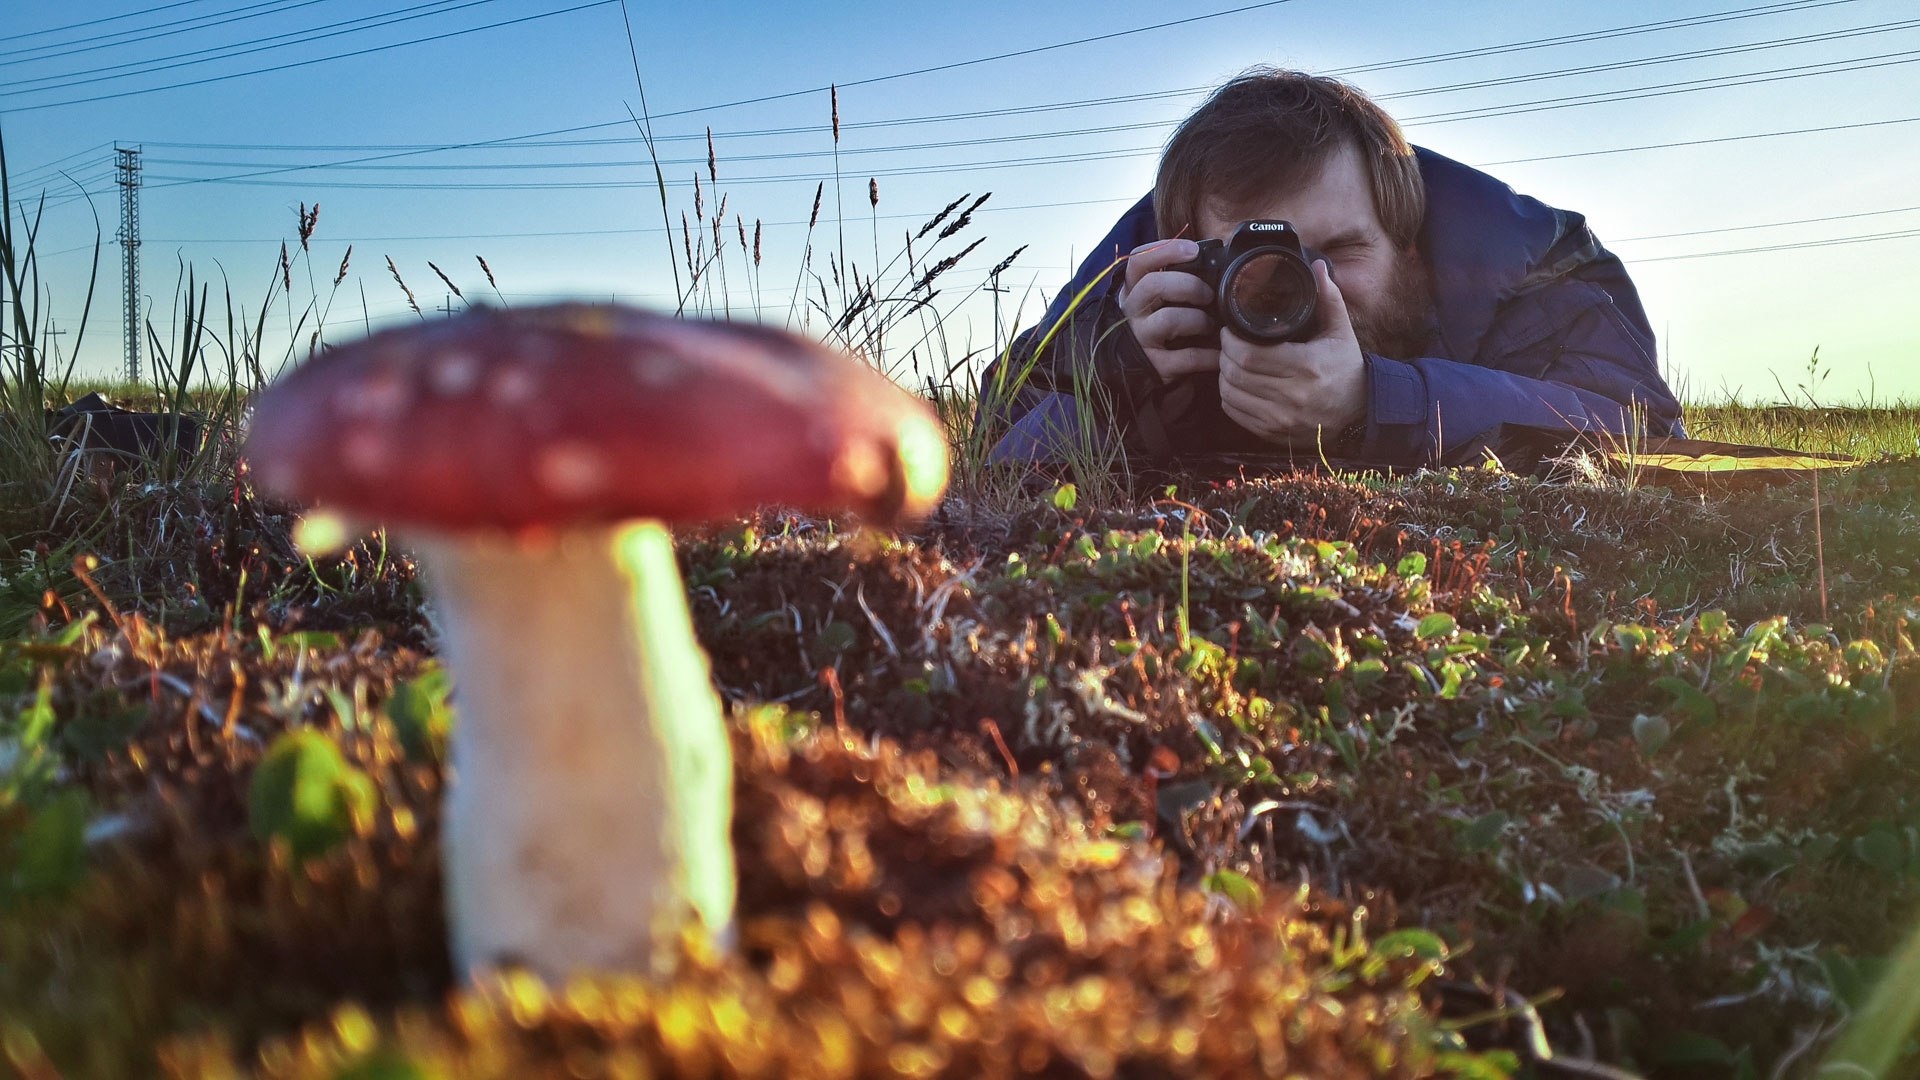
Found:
[1117,238,1222,383]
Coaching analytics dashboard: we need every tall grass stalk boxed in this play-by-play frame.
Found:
[0,124,101,496]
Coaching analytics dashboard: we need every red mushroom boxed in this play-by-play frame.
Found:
[243,303,948,982]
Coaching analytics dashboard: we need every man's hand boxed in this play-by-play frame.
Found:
[1116,239,1221,383]
[1218,261,1368,448]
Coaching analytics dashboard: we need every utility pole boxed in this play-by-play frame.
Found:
[980,268,1010,356]
[114,146,143,384]
[43,324,66,369]
[439,294,458,318]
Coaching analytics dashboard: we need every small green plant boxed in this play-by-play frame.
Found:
[3,789,89,905]
[384,662,454,762]
[249,729,377,862]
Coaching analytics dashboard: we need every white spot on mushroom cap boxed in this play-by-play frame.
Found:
[489,366,541,406]
[253,458,299,497]
[431,352,483,396]
[342,429,390,477]
[537,443,609,500]
[632,356,687,389]
[650,325,819,408]
[830,438,889,499]
[336,370,411,420]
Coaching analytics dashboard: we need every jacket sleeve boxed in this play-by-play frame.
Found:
[974,287,1199,465]
[972,195,1213,465]
[1360,247,1683,467]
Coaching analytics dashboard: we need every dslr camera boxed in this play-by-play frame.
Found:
[1166,220,1328,345]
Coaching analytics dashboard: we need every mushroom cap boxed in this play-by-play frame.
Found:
[244,304,949,531]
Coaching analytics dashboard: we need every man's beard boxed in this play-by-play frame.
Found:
[1347,250,1435,360]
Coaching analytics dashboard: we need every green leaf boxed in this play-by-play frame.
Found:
[1457,810,1508,854]
[1415,613,1458,641]
[1350,657,1388,688]
[386,665,455,761]
[15,676,55,750]
[8,789,91,901]
[816,621,858,655]
[250,730,378,862]
[1434,1050,1522,1080]
[1369,927,1450,965]
[1202,868,1263,910]
[1193,719,1225,761]
[1395,552,1428,578]
[1653,676,1717,725]
[1631,713,1671,757]
[280,630,345,654]
[1657,918,1715,956]
[333,1048,441,1080]
[60,704,146,764]
[1852,823,1909,878]
[1050,482,1078,511]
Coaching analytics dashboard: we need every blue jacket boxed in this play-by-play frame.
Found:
[975,147,1683,467]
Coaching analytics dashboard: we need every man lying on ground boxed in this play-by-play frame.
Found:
[974,67,1684,469]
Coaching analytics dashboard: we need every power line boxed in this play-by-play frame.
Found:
[1612,205,1920,243]
[20,98,1920,218]
[639,1,1299,121]
[56,6,1904,210]
[1,0,513,98]
[1634,227,1920,262]
[103,197,1920,249]
[1403,45,1920,125]
[1480,112,1920,164]
[0,0,335,65]
[1324,0,1864,77]
[136,36,1920,192]
[5,0,222,45]
[75,0,1874,159]
[127,8,1920,181]
[1374,15,1920,103]
[0,1,617,114]
[102,18,1920,194]
[14,3,1920,217]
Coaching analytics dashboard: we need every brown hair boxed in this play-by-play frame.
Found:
[1153,67,1424,250]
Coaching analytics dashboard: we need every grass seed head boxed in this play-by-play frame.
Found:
[426,261,463,301]
[385,256,420,316]
[298,202,320,250]
[988,246,1026,280]
[915,195,968,241]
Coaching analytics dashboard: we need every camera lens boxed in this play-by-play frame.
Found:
[1225,252,1316,341]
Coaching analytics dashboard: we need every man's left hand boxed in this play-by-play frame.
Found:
[1217,260,1368,448]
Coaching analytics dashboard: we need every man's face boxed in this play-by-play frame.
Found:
[1195,141,1433,359]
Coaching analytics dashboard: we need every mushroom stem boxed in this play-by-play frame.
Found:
[412,519,735,982]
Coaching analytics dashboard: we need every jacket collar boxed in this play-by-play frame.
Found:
[1412,146,1566,361]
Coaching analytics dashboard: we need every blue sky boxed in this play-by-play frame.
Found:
[5,0,1919,404]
